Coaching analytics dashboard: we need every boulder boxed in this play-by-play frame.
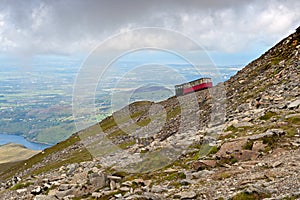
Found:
[233,122,253,128]
[174,191,197,199]
[216,139,247,158]
[54,188,75,198]
[288,99,300,109]
[89,172,107,188]
[192,160,217,171]
[34,195,58,200]
[234,150,258,161]
[67,163,79,175]
[58,184,71,191]
[31,186,43,195]
[248,129,285,140]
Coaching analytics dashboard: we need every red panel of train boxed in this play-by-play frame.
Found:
[175,77,213,96]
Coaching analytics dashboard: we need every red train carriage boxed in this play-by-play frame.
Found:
[175,77,213,96]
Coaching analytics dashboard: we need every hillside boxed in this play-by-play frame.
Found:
[0,143,40,164]
[0,27,299,199]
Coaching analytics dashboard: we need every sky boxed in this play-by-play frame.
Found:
[0,0,299,66]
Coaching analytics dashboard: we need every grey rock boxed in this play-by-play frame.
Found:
[288,99,300,109]
[192,170,213,179]
[110,180,116,190]
[54,188,75,198]
[16,188,27,194]
[58,184,71,191]
[129,192,162,200]
[151,185,168,193]
[285,113,300,119]
[174,191,197,199]
[92,192,102,198]
[114,193,122,198]
[248,129,285,140]
[233,122,253,128]
[67,163,78,175]
[107,175,122,180]
[122,181,133,187]
[89,172,107,188]
[34,195,58,200]
[31,186,43,195]
[119,186,130,192]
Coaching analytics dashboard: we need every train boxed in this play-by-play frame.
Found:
[175,77,213,96]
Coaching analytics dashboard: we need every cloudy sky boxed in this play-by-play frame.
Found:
[0,0,299,66]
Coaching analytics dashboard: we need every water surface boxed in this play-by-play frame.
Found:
[0,133,52,150]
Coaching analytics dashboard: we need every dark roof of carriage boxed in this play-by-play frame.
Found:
[175,77,212,87]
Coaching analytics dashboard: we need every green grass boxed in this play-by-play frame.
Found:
[281,125,297,137]
[231,192,271,200]
[166,106,181,120]
[184,143,219,162]
[107,129,127,140]
[197,144,218,157]
[243,140,253,150]
[216,172,232,180]
[164,172,186,181]
[0,161,22,174]
[36,124,75,144]
[136,118,151,127]
[118,140,136,149]
[225,125,238,133]
[10,182,31,190]
[126,150,172,173]
[31,148,92,176]
[100,116,118,132]
[286,116,300,125]
[259,111,277,121]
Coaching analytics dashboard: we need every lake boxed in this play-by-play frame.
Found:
[0,133,52,150]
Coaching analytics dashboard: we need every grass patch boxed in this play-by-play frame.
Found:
[286,116,300,125]
[281,125,297,137]
[215,172,232,180]
[167,106,181,120]
[259,111,277,121]
[243,140,253,150]
[199,144,218,157]
[164,172,186,181]
[262,135,280,146]
[31,148,92,176]
[10,182,31,190]
[231,191,271,200]
[118,140,136,149]
[107,129,127,140]
[187,143,219,162]
[100,116,118,132]
[225,125,238,133]
[136,118,151,127]
[126,150,171,173]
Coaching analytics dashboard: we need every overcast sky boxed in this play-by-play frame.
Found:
[0,0,299,65]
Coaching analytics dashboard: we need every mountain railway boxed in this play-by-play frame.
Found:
[175,77,213,96]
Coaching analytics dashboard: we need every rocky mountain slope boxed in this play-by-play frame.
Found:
[0,27,299,200]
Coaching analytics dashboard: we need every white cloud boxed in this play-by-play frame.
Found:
[0,0,299,56]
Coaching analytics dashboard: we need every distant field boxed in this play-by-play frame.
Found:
[0,64,240,144]
[0,143,40,164]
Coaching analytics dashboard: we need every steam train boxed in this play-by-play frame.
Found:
[175,77,213,96]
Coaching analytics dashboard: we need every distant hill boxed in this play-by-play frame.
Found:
[133,85,171,93]
[0,143,40,164]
